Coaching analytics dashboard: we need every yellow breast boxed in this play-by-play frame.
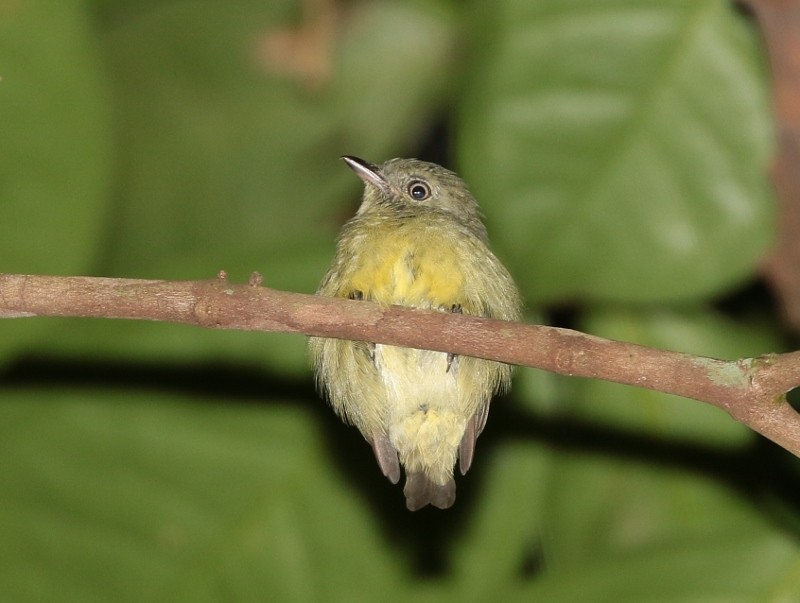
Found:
[348,226,465,308]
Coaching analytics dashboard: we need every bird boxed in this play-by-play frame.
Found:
[308,156,522,510]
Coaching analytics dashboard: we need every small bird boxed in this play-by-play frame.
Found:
[309,156,522,510]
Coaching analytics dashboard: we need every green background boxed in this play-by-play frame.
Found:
[1,0,798,600]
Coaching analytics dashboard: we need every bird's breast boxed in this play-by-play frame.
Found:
[347,228,465,308]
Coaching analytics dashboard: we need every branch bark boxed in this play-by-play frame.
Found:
[2,272,800,456]
[744,0,800,328]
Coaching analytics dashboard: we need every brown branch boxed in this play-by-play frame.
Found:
[744,0,800,328]
[2,272,800,456]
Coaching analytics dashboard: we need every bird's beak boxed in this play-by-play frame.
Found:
[341,156,393,197]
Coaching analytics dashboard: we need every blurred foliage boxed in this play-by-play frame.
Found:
[1,0,798,601]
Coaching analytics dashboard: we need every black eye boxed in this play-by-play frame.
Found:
[407,181,431,201]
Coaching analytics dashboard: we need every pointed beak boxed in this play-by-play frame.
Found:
[341,156,393,196]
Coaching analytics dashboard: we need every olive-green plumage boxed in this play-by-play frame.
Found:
[308,156,521,511]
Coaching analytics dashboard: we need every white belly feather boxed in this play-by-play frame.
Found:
[373,343,466,485]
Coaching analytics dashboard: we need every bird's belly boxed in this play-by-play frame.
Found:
[375,344,453,402]
[373,344,465,484]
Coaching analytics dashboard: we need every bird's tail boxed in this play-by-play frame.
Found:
[403,472,456,511]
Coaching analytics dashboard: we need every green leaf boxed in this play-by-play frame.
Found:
[537,452,778,571]
[514,531,799,602]
[458,0,773,303]
[0,389,402,602]
[0,0,110,274]
[99,0,456,288]
[451,441,550,598]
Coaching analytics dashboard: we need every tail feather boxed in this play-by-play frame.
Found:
[458,414,477,476]
[403,472,456,511]
[370,434,401,484]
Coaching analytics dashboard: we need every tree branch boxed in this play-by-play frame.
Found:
[743,0,800,329]
[2,272,800,456]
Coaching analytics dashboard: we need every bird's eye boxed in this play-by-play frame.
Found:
[407,181,431,201]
